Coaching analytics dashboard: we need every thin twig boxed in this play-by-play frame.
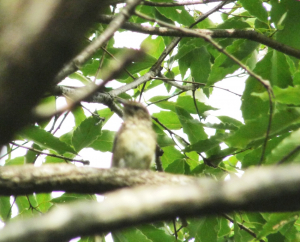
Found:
[222,214,265,242]
[93,44,107,83]
[151,76,242,97]
[191,78,202,121]
[277,146,300,165]
[55,0,143,83]
[147,90,185,107]
[52,111,71,134]
[139,82,147,102]
[101,47,136,80]
[0,141,29,160]
[259,93,274,165]
[10,142,90,165]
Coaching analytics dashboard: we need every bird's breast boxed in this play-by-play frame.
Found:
[112,122,156,169]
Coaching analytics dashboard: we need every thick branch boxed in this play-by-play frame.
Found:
[1,164,300,241]
[0,164,195,195]
[97,14,300,59]
[0,0,108,146]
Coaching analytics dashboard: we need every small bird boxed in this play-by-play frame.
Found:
[111,101,157,169]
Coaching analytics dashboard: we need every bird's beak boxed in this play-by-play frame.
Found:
[116,98,130,106]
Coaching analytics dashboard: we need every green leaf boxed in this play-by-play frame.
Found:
[272,1,300,50]
[152,111,181,130]
[241,133,289,167]
[89,130,115,152]
[141,36,165,59]
[137,224,174,242]
[175,38,206,60]
[97,108,114,126]
[157,133,175,147]
[36,193,52,213]
[25,143,41,164]
[190,47,211,84]
[207,40,259,86]
[20,126,76,155]
[217,116,243,128]
[218,217,231,238]
[188,217,218,242]
[0,196,11,221]
[77,236,96,242]
[203,122,238,131]
[71,106,86,127]
[165,158,185,174]
[206,147,237,168]
[240,0,268,23]
[217,17,251,29]
[184,133,229,153]
[185,151,199,170]
[134,5,156,23]
[149,96,176,111]
[270,51,292,87]
[112,228,151,242]
[178,53,190,79]
[152,122,175,147]
[258,213,298,238]
[233,214,253,242]
[15,196,31,218]
[35,96,56,128]
[51,193,95,204]
[175,106,207,144]
[241,51,273,121]
[177,96,217,115]
[161,146,184,169]
[265,128,300,164]
[72,115,103,152]
[226,108,300,148]
[267,232,286,242]
[69,72,92,85]
[5,156,24,166]
[155,5,194,26]
[253,85,300,105]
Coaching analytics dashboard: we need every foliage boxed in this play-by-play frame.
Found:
[2,0,300,241]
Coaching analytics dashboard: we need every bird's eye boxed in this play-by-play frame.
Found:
[133,106,140,111]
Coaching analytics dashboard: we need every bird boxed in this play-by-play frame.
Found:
[111,100,157,169]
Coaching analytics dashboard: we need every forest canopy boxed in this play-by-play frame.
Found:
[1,0,300,242]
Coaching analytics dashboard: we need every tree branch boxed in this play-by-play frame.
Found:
[0,0,109,146]
[1,164,300,242]
[0,164,195,195]
[54,0,143,84]
[97,14,300,59]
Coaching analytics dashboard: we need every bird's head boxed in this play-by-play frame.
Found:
[121,100,151,121]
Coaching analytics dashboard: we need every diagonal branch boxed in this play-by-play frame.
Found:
[0,0,108,146]
[54,0,143,84]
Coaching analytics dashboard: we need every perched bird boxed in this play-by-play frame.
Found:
[111,101,157,169]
